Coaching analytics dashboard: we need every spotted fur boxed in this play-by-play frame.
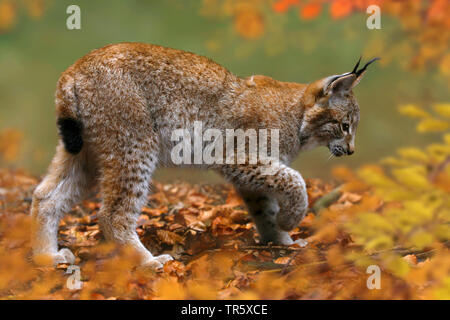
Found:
[31,43,376,268]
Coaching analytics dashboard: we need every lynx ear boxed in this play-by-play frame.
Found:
[302,73,355,106]
[323,73,357,95]
[325,57,380,94]
[302,57,380,107]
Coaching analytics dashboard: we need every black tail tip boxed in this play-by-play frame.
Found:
[57,117,83,154]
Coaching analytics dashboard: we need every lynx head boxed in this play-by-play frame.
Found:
[300,57,379,157]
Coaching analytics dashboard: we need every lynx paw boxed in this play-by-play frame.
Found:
[141,254,174,270]
[154,254,174,264]
[33,248,76,266]
[270,235,308,247]
[293,239,308,247]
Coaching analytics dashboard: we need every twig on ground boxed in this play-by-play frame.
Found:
[281,250,301,275]
[311,186,342,214]
[239,245,305,252]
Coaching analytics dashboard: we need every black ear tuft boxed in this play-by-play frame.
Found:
[355,57,380,76]
[352,56,362,74]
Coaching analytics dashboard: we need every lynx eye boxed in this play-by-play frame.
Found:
[342,123,350,132]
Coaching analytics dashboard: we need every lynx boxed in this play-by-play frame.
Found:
[31,43,378,269]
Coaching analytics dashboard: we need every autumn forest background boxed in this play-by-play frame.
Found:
[0,0,449,300]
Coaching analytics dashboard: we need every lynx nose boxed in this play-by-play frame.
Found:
[347,142,355,155]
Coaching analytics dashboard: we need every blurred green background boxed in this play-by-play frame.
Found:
[0,0,448,182]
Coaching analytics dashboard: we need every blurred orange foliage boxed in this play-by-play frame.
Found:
[0,101,449,300]
[300,3,322,19]
[0,134,449,299]
[200,0,450,77]
[0,0,48,33]
[330,0,353,19]
[234,4,265,39]
[0,0,16,32]
[0,128,23,163]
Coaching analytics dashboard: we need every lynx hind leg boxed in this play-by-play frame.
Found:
[31,143,93,265]
[222,163,308,241]
[97,143,172,269]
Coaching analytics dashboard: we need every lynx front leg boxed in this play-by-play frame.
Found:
[238,191,307,246]
[97,143,172,270]
[221,162,309,235]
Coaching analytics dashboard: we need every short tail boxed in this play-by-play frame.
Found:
[55,72,83,155]
[57,117,83,154]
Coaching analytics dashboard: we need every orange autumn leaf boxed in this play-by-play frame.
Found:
[234,8,265,39]
[440,53,450,76]
[300,3,322,20]
[299,212,315,227]
[330,0,353,19]
[427,0,448,24]
[0,0,16,32]
[0,128,23,163]
[332,165,358,182]
[274,256,291,264]
[273,0,300,13]
[273,0,289,13]
[403,254,418,266]
[24,0,46,19]
[225,188,244,207]
[157,229,185,245]
[142,206,167,216]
